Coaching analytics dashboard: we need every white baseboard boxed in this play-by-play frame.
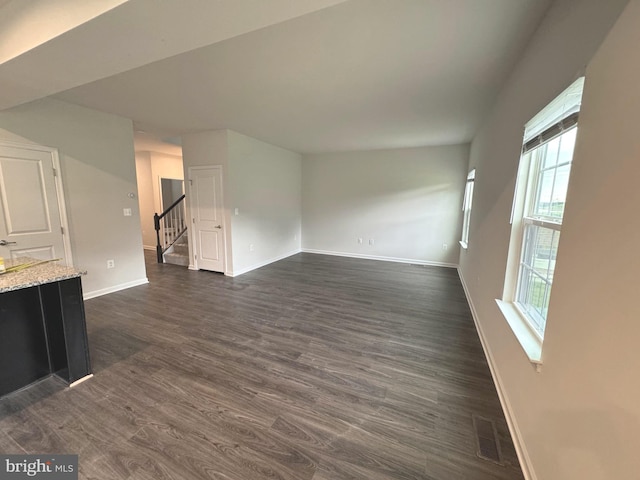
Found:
[69,374,93,388]
[226,249,301,277]
[302,248,457,268]
[83,277,149,300]
[457,268,536,480]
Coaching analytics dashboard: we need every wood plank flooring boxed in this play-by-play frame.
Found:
[0,252,524,479]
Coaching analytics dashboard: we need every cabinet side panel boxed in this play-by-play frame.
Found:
[40,282,69,377]
[0,288,49,396]
[58,278,91,382]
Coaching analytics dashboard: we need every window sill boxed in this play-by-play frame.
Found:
[495,299,543,366]
[459,241,468,250]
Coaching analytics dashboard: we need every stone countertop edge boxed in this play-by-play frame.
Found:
[0,257,85,294]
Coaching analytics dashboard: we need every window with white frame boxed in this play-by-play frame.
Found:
[460,169,475,248]
[498,78,584,359]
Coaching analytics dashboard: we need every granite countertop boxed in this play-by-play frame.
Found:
[0,257,83,293]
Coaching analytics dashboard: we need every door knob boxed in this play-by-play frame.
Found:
[214,225,222,229]
[0,240,17,246]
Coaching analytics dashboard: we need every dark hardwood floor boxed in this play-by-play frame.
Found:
[0,251,524,479]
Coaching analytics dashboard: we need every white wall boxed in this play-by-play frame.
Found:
[547,4,640,478]
[135,151,155,249]
[181,129,302,276]
[457,0,631,479]
[0,97,147,297]
[302,146,469,266]
[227,130,301,275]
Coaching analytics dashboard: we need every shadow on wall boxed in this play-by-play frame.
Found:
[325,183,458,220]
[0,98,137,181]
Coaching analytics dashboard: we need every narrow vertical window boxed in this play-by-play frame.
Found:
[460,169,475,248]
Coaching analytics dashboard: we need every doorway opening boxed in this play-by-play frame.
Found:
[132,132,185,270]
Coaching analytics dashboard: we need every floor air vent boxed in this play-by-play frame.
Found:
[472,414,503,465]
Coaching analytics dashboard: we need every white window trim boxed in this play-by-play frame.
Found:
[496,299,543,364]
[497,77,584,365]
[498,148,544,364]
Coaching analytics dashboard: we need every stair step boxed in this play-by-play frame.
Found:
[175,234,189,245]
[173,244,189,255]
[164,252,189,267]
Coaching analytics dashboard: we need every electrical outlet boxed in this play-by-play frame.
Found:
[123,208,132,217]
[369,238,375,246]
[443,243,448,250]
[294,234,298,241]
[358,238,363,244]
[106,259,115,269]
[249,244,254,252]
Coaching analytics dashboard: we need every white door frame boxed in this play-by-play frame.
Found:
[0,140,74,266]
[188,165,227,272]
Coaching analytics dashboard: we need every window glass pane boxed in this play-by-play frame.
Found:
[521,279,552,335]
[517,265,533,309]
[520,225,560,284]
[531,127,576,221]
[534,167,555,217]
[539,282,551,331]
[461,170,475,245]
[557,127,577,165]
[532,227,552,277]
[547,230,559,282]
[463,182,471,210]
[516,225,560,337]
[517,266,546,333]
[520,224,537,268]
[542,136,560,169]
[550,162,570,219]
[517,270,547,335]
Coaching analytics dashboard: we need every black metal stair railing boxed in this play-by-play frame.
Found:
[154,194,187,263]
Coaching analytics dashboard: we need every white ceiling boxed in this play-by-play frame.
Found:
[133,131,182,156]
[0,0,127,64]
[3,0,553,154]
[0,0,347,110]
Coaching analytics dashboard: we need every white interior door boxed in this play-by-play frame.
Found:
[190,166,225,272]
[0,144,69,265]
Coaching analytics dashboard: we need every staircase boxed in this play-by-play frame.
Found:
[154,193,187,265]
[164,233,189,267]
